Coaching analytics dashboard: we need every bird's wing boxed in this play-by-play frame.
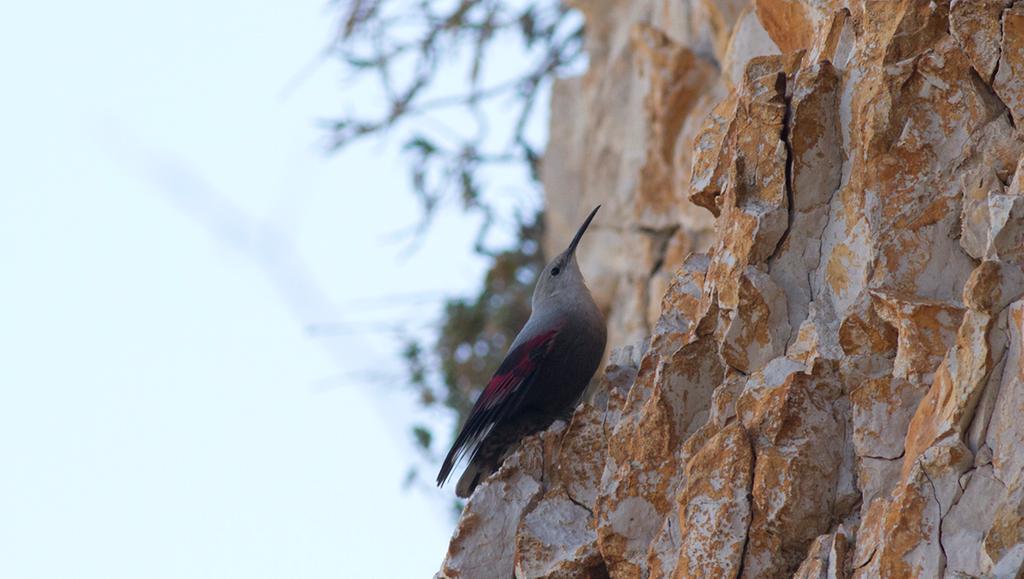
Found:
[436,328,560,487]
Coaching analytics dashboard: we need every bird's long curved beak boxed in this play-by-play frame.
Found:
[567,205,601,255]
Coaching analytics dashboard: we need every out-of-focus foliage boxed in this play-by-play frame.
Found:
[327,0,582,501]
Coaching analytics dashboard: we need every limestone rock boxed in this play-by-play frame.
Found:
[950,0,1011,80]
[440,1,1024,576]
[514,407,608,579]
[438,433,547,578]
[671,423,752,579]
[993,2,1024,128]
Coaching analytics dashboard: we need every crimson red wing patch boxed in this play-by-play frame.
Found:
[478,329,558,410]
[436,327,560,486]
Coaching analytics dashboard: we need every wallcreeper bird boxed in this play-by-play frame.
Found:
[437,206,607,498]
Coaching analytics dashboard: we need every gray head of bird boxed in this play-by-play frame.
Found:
[531,205,600,311]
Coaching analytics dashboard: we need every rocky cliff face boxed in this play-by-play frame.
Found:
[438,1,1024,577]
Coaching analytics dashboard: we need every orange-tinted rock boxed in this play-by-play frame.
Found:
[850,375,925,460]
[963,260,1024,313]
[768,60,842,336]
[983,479,1024,575]
[515,494,604,579]
[754,0,813,54]
[807,7,854,68]
[689,94,738,217]
[988,157,1024,265]
[438,432,547,578]
[873,293,965,382]
[596,333,724,578]
[649,253,708,338]
[671,423,753,579]
[838,295,898,357]
[721,6,781,89]
[853,460,947,578]
[441,2,1024,576]
[903,309,1000,474]
[950,0,1011,79]
[720,267,790,373]
[633,25,718,232]
[792,529,850,579]
[737,360,846,577]
[943,465,1006,576]
[553,404,611,509]
[987,301,1024,488]
[958,119,1024,262]
[993,2,1024,127]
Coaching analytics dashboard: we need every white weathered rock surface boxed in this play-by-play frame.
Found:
[439,1,1024,577]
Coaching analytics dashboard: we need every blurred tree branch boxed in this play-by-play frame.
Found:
[327,0,583,250]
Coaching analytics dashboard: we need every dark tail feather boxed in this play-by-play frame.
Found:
[438,383,531,491]
[436,440,465,487]
[437,427,486,488]
[438,434,495,497]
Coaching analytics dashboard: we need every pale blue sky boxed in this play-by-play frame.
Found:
[0,1,534,577]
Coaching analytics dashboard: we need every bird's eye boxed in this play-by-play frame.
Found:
[550,266,561,276]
